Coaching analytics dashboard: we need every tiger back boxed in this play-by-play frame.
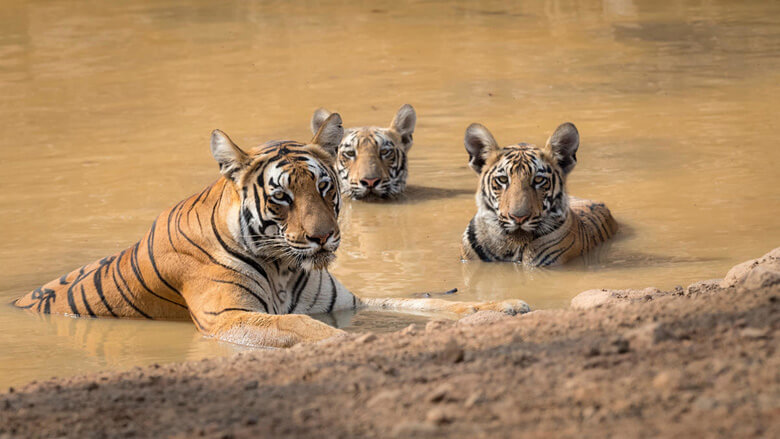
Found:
[310,105,416,200]
[15,114,358,346]
[460,122,618,266]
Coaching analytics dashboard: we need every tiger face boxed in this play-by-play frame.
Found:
[464,122,580,238]
[211,113,344,270]
[310,105,416,200]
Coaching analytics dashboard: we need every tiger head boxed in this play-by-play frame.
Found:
[310,104,416,200]
[464,122,580,237]
[210,114,344,271]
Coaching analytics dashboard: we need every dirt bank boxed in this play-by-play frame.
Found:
[1,248,778,439]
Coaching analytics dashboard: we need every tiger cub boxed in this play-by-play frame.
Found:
[310,105,416,200]
[461,122,618,266]
[16,114,529,348]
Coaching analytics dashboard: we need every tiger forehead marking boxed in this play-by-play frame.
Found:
[310,104,417,200]
[235,140,342,270]
[336,127,408,199]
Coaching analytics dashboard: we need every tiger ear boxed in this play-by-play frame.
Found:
[210,129,248,182]
[389,104,416,151]
[310,107,332,136]
[311,113,344,158]
[464,123,499,174]
[545,122,579,175]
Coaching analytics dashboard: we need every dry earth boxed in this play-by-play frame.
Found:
[1,248,778,438]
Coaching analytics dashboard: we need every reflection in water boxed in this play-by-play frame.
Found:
[1,0,779,387]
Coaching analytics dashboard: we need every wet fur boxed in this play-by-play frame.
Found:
[461,123,618,266]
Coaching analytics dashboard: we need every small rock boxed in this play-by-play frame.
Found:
[366,390,402,408]
[739,265,780,291]
[438,339,464,364]
[464,391,485,408]
[427,384,454,403]
[426,407,453,425]
[627,322,674,346]
[652,370,683,392]
[571,287,661,309]
[426,319,451,333]
[244,380,258,390]
[391,421,437,436]
[457,310,512,326]
[686,279,722,295]
[356,333,377,344]
[610,336,630,354]
[693,396,719,411]
[740,327,769,339]
[400,324,419,336]
[85,382,99,391]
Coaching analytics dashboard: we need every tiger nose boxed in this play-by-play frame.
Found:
[360,177,380,188]
[509,213,530,224]
[305,231,333,246]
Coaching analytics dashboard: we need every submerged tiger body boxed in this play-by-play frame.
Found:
[16,114,528,347]
[461,122,618,266]
[310,104,416,200]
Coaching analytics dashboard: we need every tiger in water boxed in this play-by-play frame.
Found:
[15,113,529,348]
[461,122,618,266]
[310,104,416,200]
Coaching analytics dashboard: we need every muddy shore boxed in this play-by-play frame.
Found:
[1,248,778,439]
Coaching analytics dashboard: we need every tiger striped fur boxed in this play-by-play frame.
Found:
[461,122,618,266]
[310,105,416,200]
[16,114,529,348]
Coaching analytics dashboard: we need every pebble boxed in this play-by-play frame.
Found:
[426,407,453,425]
[739,327,769,339]
[356,333,377,344]
[427,384,454,403]
[438,339,464,364]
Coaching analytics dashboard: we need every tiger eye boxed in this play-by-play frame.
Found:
[273,192,285,200]
[318,181,328,191]
[533,176,546,185]
[495,175,509,185]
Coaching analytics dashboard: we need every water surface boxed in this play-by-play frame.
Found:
[1,0,779,388]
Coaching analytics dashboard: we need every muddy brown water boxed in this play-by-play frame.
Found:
[1,0,779,388]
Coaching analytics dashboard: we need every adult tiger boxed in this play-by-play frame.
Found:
[310,104,416,200]
[461,122,618,266]
[15,114,528,348]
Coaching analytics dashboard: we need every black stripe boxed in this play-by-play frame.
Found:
[58,274,69,285]
[467,219,492,262]
[166,199,187,252]
[110,252,153,319]
[210,278,269,312]
[306,272,324,313]
[287,271,309,313]
[189,310,206,332]
[146,219,184,297]
[209,189,270,281]
[65,266,91,316]
[326,273,338,313]
[203,307,254,316]
[93,261,117,317]
[80,285,96,317]
[128,241,187,308]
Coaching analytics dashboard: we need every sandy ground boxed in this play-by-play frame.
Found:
[1,248,778,439]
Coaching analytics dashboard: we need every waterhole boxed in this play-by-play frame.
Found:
[1,0,778,387]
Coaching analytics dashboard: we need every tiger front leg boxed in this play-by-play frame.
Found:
[205,311,346,348]
[356,297,530,317]
[185,281,347,348]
